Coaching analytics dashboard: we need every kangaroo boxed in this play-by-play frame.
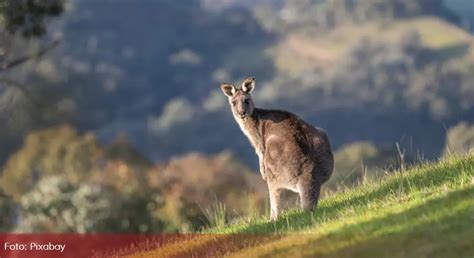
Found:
[221,77,334,220]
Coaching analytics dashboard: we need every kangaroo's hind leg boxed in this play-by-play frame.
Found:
[298,177,322,211]
[269,187,282,220]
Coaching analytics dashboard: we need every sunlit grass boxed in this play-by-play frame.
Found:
[207,154,473,234]
[202,202,227,229]
[230,186,474,258]
[128,154,474,257]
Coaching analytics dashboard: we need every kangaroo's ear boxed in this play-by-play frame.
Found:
[242,77,255,93]
[220,83,236,97]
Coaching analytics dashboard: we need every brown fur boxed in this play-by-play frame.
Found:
[221,77,334,220]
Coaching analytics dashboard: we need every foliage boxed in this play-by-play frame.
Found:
[318,32,473,120]
[0,125,152,199]
[0,0,64,37]
[146,151,267,231]
[0,188,16,231]
[0,0,65,164]
[1,125,100,198]
[1,125,267,232]
[17,175,164,233]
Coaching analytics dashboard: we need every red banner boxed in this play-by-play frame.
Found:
[0,233,283,257]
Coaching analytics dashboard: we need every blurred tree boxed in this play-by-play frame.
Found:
[1,125,100,199]
[0,188,16,231]
[0,0,64,37]
[104,134,152,168]
[0,0,65,165]
[97,135,153,193]
[443,122,474,156]
[1,125,154,199]
[17,175,165,233]
[0,0,63,72]
[146,151,267,231]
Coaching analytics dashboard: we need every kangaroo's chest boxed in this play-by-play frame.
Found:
[237,119,264,152]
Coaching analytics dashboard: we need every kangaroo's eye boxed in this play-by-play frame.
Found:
[244,99,250,104]
[231,101,236,106]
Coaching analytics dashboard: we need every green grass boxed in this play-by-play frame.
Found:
[130,154,474,257]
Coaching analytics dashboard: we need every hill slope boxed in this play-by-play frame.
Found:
[130,153,474,257]
[273,16,474,75]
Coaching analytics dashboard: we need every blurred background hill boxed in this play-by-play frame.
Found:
[0,0,473,232]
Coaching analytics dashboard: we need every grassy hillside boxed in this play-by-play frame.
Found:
[130,153,474,257]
